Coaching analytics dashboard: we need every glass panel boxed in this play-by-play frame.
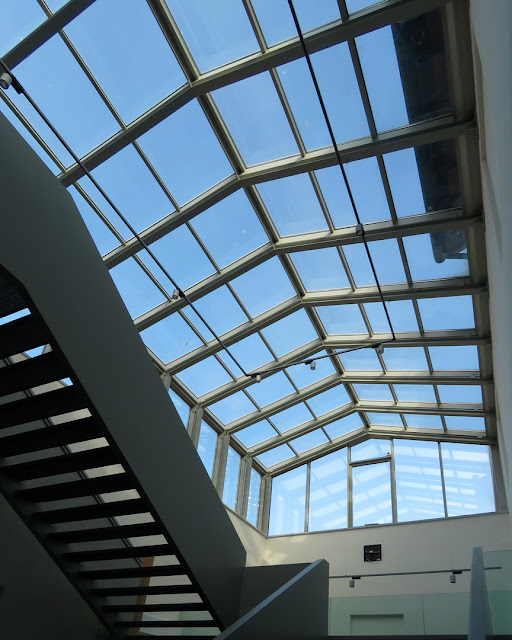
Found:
[197,421,217,477]
[383,147,425,217]
[291,248,350,291]
[352,461,393,526]
[258,444,295,468]
[346,0,383,15]
[65,0,186,123]
[353,384,394,402]
[260,309,318,356]
[441,443,495,516]
[315,166,358,229]
[14,35,120,158]
[344,157,391,223]
[403,232,469,281]
[383,347,429,371]
[365,412,403,427]
[437,385,483,404]
[247,372,296,407]
[138,99,233,205]
[357,12,451,131]
[287,352,336,389]
[444,416,485,431]
[246,468,261,526]
[310,43,369,144]
[270,403,313,432]
[230,257,296,317]
[141,313,203,363]
[166,0,259,72]
[183,287,248,338]
[252,0,340,47]
[290,429,328,454]
[403,414,444,429]
[257,173,328,236]
[309,449,348,532]
[394,440,445,522]
[418,295,475,330]
[364,300,419,334]
[307,385,351,416]
[222,447,241,510]
[168,388,190,426]
[208,391,257,425]
[139,226,215,292]
[234,421,278,448]
[343,240,406,287]
[109,258,165,319]
[268,465,307,535]
[213,71,299,166]
[191,191,269,268]
[324,414,364,439]
[393,384,437,403]
[88,145,173,234]
[317,305,369,335]
[176,356,233,397]
[429,346,479,371]
[351,439,391,462]
[228,333,273,373]
[1,1,46,56]
[339,347,383,371]
[69,188,119,255]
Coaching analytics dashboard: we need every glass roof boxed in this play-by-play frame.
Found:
[0,0,491,477]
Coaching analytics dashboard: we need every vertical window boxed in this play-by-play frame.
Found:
[309,449,348,532]
[222,447,241,510]
[269,466,307,535]
[197,421,217,477]
[352,462,393,527]
[441,443,495,516]
[246,468,262,526]
[394,440,445,522]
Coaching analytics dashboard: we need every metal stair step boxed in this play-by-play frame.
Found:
[17,471,132,502]
[91,584,197,597]
[0,417,102,458]
[0,314,48,359]
[0,351,70,398]
[48,522,160,543]
[104,603,207,613]
[65,543,174,562]
[35,498,147,523]
[0,385,87,429]
[117,620,216,628]
[78,564,184,580]
[2,446,117,480]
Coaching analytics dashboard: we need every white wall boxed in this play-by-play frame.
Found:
[470,0,512,519]
[229,509,512,634]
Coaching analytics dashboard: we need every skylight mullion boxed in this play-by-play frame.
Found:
[0,91,65,173]
[132,141,180,211]
[70,183,126,247]
[269,67,308,157]
[310,171,336,233]
[377,155,399,223]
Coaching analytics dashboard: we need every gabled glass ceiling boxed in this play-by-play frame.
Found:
[0,0,492,476]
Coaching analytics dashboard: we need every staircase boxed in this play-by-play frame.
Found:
[0,275,221,639]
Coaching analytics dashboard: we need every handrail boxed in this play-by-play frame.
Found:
[330,566,501,579]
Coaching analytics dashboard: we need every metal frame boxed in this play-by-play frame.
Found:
[0,0,498,533]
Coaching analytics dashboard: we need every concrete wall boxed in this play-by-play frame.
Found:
[229,509,512,634]
[470,0,512,520]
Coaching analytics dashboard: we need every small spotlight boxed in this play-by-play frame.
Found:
[254,374,261,383]
[349,579,355,588]
[0,72,12,90]
[450,574,456,584]
[310,361,316,371]
[355,223,364,237]
[375,343,384,355]
[171,288,180,300]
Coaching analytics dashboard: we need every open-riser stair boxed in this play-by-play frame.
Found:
[0,274,221,639]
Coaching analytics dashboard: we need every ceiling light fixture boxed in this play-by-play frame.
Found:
[0,72,12,90]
